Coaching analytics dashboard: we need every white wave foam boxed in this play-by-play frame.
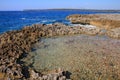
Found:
[41,20,56,23]
[41,20,48,23]
[20,18,42,21]
[20,18,26,20]
[71,24,97,29]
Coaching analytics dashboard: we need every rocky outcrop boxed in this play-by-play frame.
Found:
[0,21,120,79]
[67,14,120,39]
[90,19,120,29]
[66,14,99,24]
[107,28,120,39]
[0,23,103,79]
[66,14,120,29]
[29,68,67,80]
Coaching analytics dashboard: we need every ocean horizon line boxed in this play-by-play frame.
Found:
[0,8,120,11]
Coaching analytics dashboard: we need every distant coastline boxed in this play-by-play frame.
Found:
[23,9,120,12]
[0,9,120,12]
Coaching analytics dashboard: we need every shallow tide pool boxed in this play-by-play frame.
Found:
[22,35,120,79]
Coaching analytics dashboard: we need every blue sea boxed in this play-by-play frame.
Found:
[0,10,120,34]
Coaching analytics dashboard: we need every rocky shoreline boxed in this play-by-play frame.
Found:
[67,14,120,39]
[0,14,120,80]
[0,23,102,79]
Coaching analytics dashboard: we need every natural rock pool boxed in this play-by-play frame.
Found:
[22,35,120,79]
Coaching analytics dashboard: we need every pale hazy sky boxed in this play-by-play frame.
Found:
[0,0,120,11]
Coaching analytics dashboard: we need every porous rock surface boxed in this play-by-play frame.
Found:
[107,27,120,39]
[0,13,120,79]
[66,14,120,29]
[67,14,120,39]
[0,23,104,80]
